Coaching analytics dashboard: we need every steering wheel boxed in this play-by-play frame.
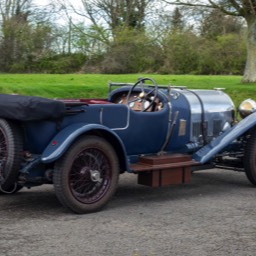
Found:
[126,78,158,112]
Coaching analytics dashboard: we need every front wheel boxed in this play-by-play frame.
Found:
[244,129,256,185]
[53,136,119,214]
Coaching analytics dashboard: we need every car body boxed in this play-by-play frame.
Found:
[0,78,256,213]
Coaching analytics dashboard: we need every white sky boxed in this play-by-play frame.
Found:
[33,0,86,24]
[33,0,174,26]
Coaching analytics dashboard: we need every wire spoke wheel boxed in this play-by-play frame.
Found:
[0,119,23,191]
[0,127,8,181]
[70,148,112,204]
[54,136,119,214]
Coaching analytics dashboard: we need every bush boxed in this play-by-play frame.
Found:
[34,53,87,74]
[198,34,246,75]
[158,31,246,75]
[159,32,201,74]
[100,28,163,74]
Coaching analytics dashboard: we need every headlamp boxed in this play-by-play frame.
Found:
[238,99,256,118]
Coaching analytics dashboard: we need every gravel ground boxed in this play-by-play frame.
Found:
[0,169,256,256]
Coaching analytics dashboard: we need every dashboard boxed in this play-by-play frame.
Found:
[112,92,163,112]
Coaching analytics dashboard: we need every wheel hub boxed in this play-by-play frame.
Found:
[90,170,103,183]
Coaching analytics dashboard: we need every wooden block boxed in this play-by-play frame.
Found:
[137,167,192,187]
[140,154,192,165]
[183,167,191,183]
[138,171,160,187]
[160,168,183,186]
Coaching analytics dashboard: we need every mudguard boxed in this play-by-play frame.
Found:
[41,123,127,165]
[193,112,256,164]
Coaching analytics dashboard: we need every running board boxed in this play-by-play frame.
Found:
[130,154,199,187]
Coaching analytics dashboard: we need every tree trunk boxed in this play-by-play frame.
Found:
[242,16,256,83]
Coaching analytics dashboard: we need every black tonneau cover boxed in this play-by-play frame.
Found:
[0,94,66,121]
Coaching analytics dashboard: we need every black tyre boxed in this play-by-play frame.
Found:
[53,136,119,214]
[0,183,23,195]
[0,118,23,190]
[244,129,256,185]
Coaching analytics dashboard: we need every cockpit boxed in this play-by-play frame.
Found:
[108,78,165,112]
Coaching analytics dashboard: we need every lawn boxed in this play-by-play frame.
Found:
[0,74,255,107]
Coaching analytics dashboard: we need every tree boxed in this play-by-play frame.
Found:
[163,0,256,82]
[200,9,243,39]
[0,0,32,71]
[0,0,58,72]
[170,7,184,33]
[58,0,152,39]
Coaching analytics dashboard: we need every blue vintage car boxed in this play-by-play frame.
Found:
[0,78,256,213]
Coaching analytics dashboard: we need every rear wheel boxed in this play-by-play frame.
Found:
[0,183,23,195]
[0,119,23,190]
[53,136,119,214]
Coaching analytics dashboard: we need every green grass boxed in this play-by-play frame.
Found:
[0,74,255,107]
